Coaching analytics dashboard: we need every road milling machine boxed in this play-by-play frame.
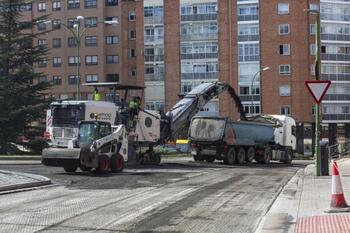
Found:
[42,82,246,173]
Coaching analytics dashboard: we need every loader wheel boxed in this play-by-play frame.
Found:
[224,148,236,165]
[97,155,110,174]
[262,147,272,164]
[283,149,293,164]
[64,166,77,173]
[111,154,124,173]
[79,164,91,172]
[236,148,246,164]
[246,147,255,163]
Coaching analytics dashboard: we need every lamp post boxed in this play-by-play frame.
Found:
[306,9,321,176]
[250,66,270,115]
[40,17,118,100]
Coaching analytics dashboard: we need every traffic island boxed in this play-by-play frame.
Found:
[0,170,51,193]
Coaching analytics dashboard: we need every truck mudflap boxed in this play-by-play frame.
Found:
[41,148,81,167]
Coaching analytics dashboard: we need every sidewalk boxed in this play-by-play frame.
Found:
[0,169,51,193]
[256,158,350,233]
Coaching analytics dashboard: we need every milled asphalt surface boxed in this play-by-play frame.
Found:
[0,158,308,233]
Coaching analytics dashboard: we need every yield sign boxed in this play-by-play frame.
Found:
[305,80,331,103]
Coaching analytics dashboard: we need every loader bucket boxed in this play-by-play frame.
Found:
[41,148,81,168]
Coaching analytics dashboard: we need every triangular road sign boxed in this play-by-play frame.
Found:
[305,80,331,103]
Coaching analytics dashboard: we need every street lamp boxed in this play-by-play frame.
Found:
[39,17,119,100]
[306,8,322,176]
[250,66,270,115]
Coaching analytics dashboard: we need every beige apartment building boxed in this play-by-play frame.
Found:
[20,0,350,148]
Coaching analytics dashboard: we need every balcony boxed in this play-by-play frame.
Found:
[238,14,258,21]
[144,35,164,44]
[144,16,163,25]
[323,94,350,101]
[321,54,350,61]
[181,72,218,80]
[181,14,217,22]
[323,114,350,121]
[238,55,259,62]
[238,34,259,42]
[239,95,260,102]
[144,55,164,62]
[321,33,350,42]
[322,74,350,81]
[181,53,218,60]
[144,73,164,81]
[181,33,218,41]
[321,13,350,22]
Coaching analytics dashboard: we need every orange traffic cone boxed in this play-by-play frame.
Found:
[325,160,350,213]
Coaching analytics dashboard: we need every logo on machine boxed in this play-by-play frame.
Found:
[90,112,112,120]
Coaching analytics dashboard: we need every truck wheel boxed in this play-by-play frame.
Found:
[236,148,246,164]
[79,164,91,172]
[64,166,77,173]
[262,147,272,164]
[97,155,110,174]
[246,147,255,163]
[110,154,124,173]
[284,149,293,164]
[224,148,236,165]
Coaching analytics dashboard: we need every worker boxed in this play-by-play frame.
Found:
[128,96,140,130]
[93,87,101,101]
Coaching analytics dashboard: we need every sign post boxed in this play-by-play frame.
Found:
[305,80,331,176]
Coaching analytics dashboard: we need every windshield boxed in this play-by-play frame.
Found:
[190,118,225,140]
[79,123,98,145]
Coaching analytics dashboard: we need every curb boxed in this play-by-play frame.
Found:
[255,168,304,233]
[0,170,51,193]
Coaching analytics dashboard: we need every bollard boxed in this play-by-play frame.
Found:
[320,141,329,176]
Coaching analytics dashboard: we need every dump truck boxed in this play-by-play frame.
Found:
[188,115,296,164]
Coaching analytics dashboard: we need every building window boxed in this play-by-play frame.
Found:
[310,24,316,35]
[68,37,77,47]
[85,36,97,46]
[67,0,80,9]
[85,0,97,8]
[106,0,118,6]
[278,24,290,35]
[280,85,291,96]
[38,58,47,68]
[86,74,98,83]
[53,75,62,85]
[38,2,46,12]
[130,49,136,58]
[279,44,290,55]
[280,106,291,115]
[279,64,291,75]
[129,11,136,21]
[240,86,250,95]
[37,22,46,31]
[52,19,61,30]
[52,38,61,48]
[38,39,46,48]
[68,56,80,66]
[309,4,319,11]
[85,55,98,65]
[106,74,119,82]
[238,43,259,61]
[310,44,316,55]
[278,3,289,14]
[52,0,61,11]
[38,76,48,83]
[129,30,136,40]
[53,57,62,67]
[106,55,119,64]
[85,17,97,27]
[68,75,80,85]
[67,18,77,28]
[105,35,119,44]
[20,3,32,11]
[130,68,136,77]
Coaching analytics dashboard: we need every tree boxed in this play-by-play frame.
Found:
[0,0,51,153]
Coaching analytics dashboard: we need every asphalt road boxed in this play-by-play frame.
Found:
[0,158,310,233]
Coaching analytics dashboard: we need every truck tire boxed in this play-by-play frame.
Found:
[284,149,293,164]
[262,147,272,164]
[79,164,91,172]
[224,148,236,165]
[246,147,255,163]
[64,166,77,173]
[236,148,246,164]
[205,156,215,163]
[97,155,110,174]
[110,154,124,173]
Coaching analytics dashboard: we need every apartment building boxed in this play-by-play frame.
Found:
[21,0,137,101]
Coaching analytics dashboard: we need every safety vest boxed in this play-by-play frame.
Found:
[129,100,138,109]
[93,91,101,101]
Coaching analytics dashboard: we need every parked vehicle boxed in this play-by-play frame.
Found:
[188,115,296,164]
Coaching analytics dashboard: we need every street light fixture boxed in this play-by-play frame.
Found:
[306,8,322,176]
[39,17,119,100]
[250,66,270,115]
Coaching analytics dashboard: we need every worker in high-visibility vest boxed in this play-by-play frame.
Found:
[93,87,101,101]
[128,96,140,129]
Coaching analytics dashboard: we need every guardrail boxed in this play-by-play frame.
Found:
[328,142,350,158]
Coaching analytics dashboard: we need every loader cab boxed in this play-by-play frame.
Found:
[78,121,112,147]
